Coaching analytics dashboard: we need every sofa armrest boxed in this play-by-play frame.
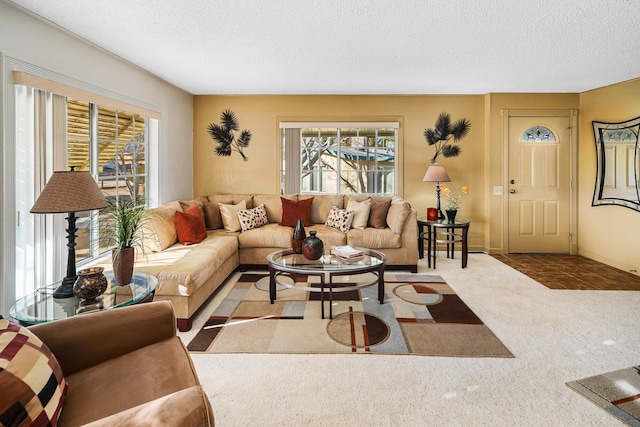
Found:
[82,386,214,427]
[29,300,176,375]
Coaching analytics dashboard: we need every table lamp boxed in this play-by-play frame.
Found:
[30,168,109,298]
[423,163,451,221]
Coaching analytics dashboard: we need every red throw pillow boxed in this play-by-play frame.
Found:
[280,197,314,227]
[174,203,208,245]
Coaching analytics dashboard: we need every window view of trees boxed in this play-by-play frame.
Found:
[283,125,396,195]
[67,99,148,262]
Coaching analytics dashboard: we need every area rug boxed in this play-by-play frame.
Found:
[567,366,640,426]
[187,272,513,357]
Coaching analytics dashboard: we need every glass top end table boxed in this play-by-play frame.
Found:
[10,271,158,325]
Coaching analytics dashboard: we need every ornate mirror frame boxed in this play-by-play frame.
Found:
[592,116,640,210]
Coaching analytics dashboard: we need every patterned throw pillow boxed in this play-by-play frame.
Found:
[325,206,355,233]
[237,204,269,232]
[0,319,67,426]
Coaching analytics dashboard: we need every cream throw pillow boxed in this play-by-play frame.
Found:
[219,200,246,232]
[142,201,182,252]
[347,198,371,229]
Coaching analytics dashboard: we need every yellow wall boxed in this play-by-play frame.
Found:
[193,95,487,249]
[579,78,640,273]
[193,86,640,270]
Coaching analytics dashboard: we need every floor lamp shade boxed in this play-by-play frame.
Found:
[423,164,451,221]
[30,170,109,298]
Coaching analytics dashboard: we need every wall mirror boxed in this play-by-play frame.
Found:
[592,116,640,210]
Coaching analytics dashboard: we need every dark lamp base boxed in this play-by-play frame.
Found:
[53,276,77,299]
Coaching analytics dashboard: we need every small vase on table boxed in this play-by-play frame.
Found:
[445,209,457,224]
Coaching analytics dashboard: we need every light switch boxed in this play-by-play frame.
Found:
[493,186,503,196]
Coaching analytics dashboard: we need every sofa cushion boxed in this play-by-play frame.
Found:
[280,197,313,227]
[237,223,295,248]
[347,227,402,249]
[300,195,343,224]
[219,200,246,232]
[346,198,371,229]
[136,233,239,296]
[82,386,213,427]
[174,203,208,245]
[387,196,411,234]
[59,336,199,426]
[178,197,207,219]
[368,198,391,229]
[254,194,295,224]
[203,194,253,230]
[142,201,182,252]
[307,225,349,248]
[238,204,269,232]
[325,206,354,233]
[0,319,67,427]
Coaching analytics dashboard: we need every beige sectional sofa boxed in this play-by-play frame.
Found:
[134,194,418,331]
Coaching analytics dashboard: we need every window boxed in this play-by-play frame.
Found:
[280,122,398,195]
[67,99,149,263]
[14,87,155,298]
[520,125,556,142]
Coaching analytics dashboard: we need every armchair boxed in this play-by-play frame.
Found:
[28,301,214,426]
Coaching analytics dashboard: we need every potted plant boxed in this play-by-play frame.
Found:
[100,198,150,286]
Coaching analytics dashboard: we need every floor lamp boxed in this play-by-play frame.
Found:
[423,163,451,221]
[30,169,108,298]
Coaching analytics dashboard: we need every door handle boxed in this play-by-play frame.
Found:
[510,189,517,194]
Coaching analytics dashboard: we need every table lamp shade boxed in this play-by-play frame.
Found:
[423,164,451,183]
[31,170,109,214]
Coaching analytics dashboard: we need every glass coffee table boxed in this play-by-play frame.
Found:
[266,248,386,319]
[10,271,157,325]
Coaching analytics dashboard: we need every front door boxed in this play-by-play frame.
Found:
[507,116,572,253]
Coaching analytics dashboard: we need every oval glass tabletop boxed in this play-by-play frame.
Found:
[267,247,386,273]
[10,271,158,324]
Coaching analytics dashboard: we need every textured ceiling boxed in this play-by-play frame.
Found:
[8,0,640,95]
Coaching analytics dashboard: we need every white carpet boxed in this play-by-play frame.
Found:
[179,253,640,426]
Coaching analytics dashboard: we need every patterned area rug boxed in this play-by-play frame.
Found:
[567,366,640,426]
[187,273,513,357]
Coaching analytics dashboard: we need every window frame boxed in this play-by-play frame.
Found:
[279,121,401,196]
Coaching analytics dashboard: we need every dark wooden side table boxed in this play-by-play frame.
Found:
[417,216,470,269]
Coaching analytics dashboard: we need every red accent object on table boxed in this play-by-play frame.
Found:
[427,208,438,221]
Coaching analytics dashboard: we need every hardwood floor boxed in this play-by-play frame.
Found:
[491,254,640,290]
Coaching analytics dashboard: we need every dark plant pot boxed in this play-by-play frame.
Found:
[302,231,324,260]
[292,218,306,254]
[112,247,135,286]
[73,267,108,301]
[446,209,457,224]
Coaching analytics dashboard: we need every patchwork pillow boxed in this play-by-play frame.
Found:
[368,199,391,229]
[325,206,355,233]
[0,319,67,426]
[219,200,247,232]
[237,204,269,232]
[346,198,371,229]
[280,197,314,227]
[174,203,208,245]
